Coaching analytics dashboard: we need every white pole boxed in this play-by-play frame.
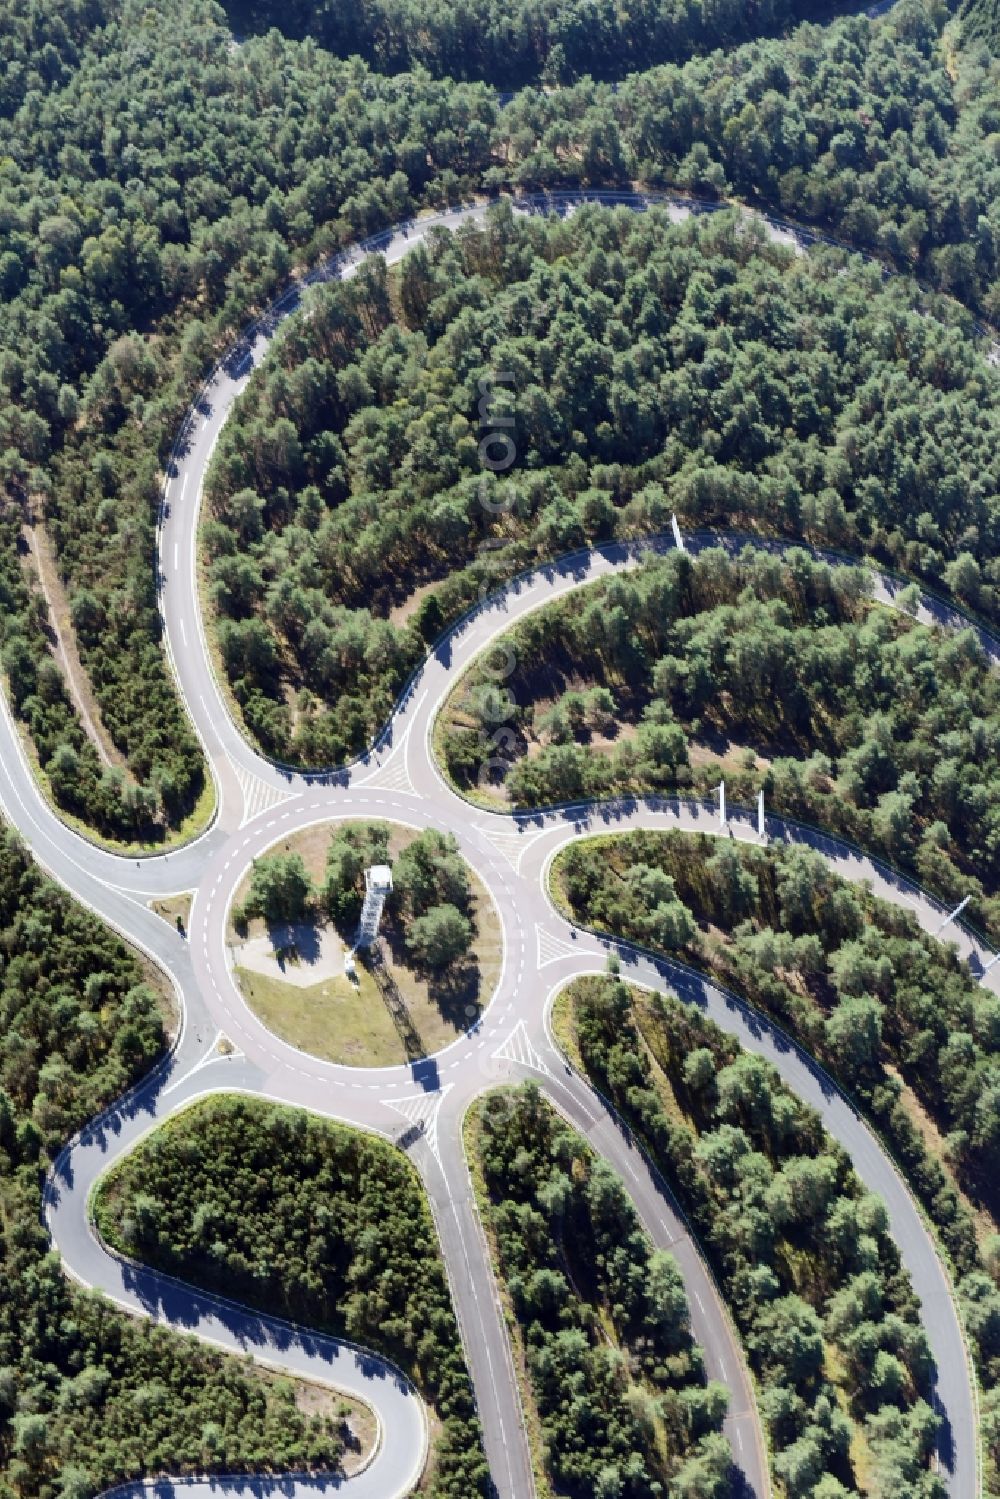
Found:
[718,781,726,828]
[671,513,685,552]
[934,894,971,936]
[757,788,766,841]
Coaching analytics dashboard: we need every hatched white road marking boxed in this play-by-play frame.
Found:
[493,1020,551,1077]
[357,697,425,794]
[384,1084,452,1162]
[536,924,600,967]
[231,759,297,827]
[369,743,418,795]
[472,824,530,872]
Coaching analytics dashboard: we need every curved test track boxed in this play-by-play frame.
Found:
[3,194,994,1499]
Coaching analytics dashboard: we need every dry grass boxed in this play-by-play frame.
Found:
[388,578,438,628]
[886,1063,1000,1243]
[20,517,127,771]
[237,964,409,1067]
[150,891,194,933]
[255,1369,377,1477]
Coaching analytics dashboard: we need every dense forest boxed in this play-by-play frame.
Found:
[0,0,496,840]
[224,0,838,87]
[6,0,1000,838]
[439,544,1000,936]
[205,204,1000,765]
[467,1085,731,1497]
[7,0,1000,1493]
[961,0,1000,47]
[558,974,948,1497]
[205,205,1000,767]
[94,1095,489,1498]
[553,834,1000,1486]
[0,824,346,1496]
[0,511,158,842]
[498,4,1000,321]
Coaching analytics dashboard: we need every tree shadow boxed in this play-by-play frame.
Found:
[364,943,424,1062]
[425,955,482,1030]
[265,919,322,970]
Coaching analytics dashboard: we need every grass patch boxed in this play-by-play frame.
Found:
[150,891,194,934]
[236,964,406,1067]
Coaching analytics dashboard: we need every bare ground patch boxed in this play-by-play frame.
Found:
[20,516,128,772]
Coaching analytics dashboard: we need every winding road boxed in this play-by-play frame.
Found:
[3,193,994,1499]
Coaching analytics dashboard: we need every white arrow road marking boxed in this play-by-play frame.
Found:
[163,1033,244,1096]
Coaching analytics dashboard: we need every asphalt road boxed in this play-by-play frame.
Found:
[3,195,993,1499]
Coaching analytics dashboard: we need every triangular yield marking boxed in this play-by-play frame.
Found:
[231,760,296,827]
[473,824,530,873]
[536,924,599,967]
[493,1020,551,1077]
[384,1085,451,1160]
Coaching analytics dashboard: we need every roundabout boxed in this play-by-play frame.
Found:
[226,818,502,1068]
[1,195,993,1499]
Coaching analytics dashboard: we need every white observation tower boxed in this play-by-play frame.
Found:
[356,864,393,948]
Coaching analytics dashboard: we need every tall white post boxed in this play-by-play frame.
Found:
[718,781,726,829]
[934,894,971,937]
[671,513,686,552]
[757,788,766,842]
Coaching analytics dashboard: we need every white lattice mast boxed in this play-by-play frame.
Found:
[356,865,393,948]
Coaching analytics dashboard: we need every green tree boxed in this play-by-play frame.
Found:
[405,903,472,969]
[243,854,314,925]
